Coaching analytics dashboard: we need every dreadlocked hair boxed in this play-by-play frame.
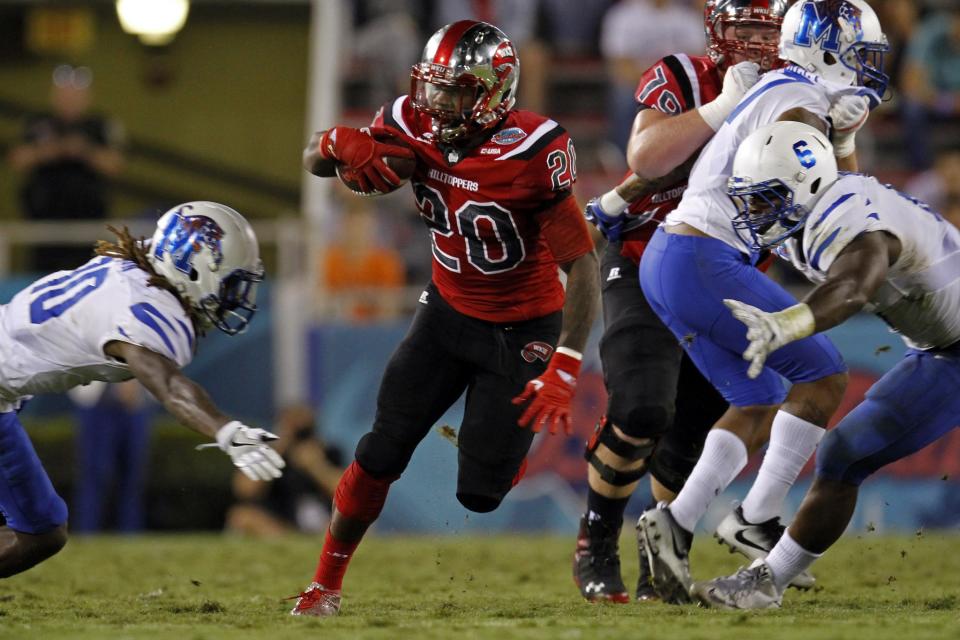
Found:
[95,225,205,332]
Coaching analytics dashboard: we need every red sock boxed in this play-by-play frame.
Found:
[313,461,394,590]
[313,528,359,590]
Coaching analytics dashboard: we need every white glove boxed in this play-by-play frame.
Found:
[697,61,761,131]
[828,94,870,158]
[723,300,816,379]
[211,421,286,481]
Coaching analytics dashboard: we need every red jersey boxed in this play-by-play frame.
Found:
[620,54,723,264]
[373,96,584,323]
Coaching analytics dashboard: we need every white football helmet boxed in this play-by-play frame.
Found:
[728,121,838,251]
[779,0,889,102]
[148,201,264,335]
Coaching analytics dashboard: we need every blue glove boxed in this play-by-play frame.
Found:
[584,197,627,243]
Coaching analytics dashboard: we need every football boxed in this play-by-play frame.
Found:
[336,131,417,196]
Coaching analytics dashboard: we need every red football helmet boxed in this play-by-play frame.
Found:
[410,20,519,144]
[704,0,790,72]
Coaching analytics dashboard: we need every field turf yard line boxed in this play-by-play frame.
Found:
[0,534,956,640]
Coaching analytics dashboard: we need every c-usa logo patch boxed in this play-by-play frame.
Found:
[493,127,527,145]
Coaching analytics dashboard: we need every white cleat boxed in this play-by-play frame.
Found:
[714,506,816,590]
[636,502,694,604]
[692,559,783,610]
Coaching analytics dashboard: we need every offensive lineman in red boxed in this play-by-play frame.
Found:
[574,0,790,603]
[292,20,599,616]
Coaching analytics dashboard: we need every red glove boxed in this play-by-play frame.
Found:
[512,349,582,436]
[318,126,414,193]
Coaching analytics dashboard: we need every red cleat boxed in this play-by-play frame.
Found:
[289,582,342,617]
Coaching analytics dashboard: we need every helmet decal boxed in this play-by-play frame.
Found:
[153,205,225,275]
[793,0,863,51]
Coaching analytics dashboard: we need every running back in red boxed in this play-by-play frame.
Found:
[619,54,723,264]
[373,96,581,323]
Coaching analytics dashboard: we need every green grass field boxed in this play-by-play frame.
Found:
[1,531,957,640]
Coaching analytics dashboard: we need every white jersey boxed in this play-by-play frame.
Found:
[0,256,195,404]
[778,173,960,351]
[666,65,867,252]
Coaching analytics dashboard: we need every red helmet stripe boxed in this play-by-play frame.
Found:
[433,20,477,66]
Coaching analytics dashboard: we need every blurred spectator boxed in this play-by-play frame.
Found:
[600,0,704,151]
[225,406,343,537]
[351,0,424,107]
[7,64,126,272]
[879,0,921,95]
[901,8,960,170]
[68,380,153,534]
[321,189,407,321]
[904,149,960,227]
[431,0,551,113]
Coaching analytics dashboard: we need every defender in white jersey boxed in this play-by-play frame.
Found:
[693,121,960,609]
[0,201,283,579]
[635,0,890,603]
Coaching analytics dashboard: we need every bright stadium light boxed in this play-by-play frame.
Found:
[115,0,190,46]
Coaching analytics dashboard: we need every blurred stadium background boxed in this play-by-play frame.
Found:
[0,0,957,540]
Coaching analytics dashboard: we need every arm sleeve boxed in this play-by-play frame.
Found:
[540,195,594,265]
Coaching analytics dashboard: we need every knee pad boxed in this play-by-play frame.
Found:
[584,417,657,486]
[354,431,414,479]
[648,448,696,495]
[456,492,501,513]
[815,398,895,486]
[647,423,709,495]
[608,402,674,442]
[815,427,862,485]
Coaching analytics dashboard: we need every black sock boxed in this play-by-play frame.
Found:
[585,489,630,529]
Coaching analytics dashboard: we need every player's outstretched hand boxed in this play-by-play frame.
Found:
[213,421,286,481]
[583,197,626,243]
[512,350,582,436]
[317,126,414,193]
[723,61,761,100]
[828,95,870,157]
[723,299,816,379]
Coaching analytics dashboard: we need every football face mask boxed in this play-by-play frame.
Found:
[729,179,810,251]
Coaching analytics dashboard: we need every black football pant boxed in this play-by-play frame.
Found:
[354,283,562,512]
[598,243,727,493]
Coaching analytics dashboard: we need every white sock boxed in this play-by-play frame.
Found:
[741,411,825,524]
[765,530,822,592]
[668,429,748,533]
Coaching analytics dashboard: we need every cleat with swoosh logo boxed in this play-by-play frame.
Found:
[714,506,815,590]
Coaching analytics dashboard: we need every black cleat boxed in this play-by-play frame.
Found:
[573,515,630,603]
[636,535,658,602]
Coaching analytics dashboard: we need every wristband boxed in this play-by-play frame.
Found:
[832,133,856,159]
[215,420,243,451]
[599,189,629,216]
[772,303,816,342]
[697,94,736,132]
